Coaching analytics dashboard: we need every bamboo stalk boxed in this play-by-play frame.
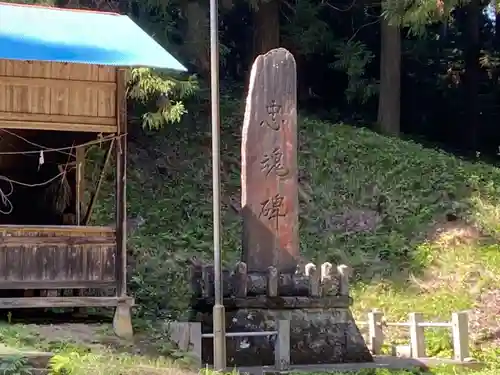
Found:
[83,139,115,225]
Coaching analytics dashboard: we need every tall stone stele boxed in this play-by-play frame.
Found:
[189,48,373,367]
[241,47,299,274]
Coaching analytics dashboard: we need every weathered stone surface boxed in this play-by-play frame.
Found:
[241,48,299,273]
[200,308,373,366]
[194,296,351,310]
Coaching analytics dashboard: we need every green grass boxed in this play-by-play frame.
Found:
[300,364,500,375]
[297,120,500,373]
[0,322,198,375]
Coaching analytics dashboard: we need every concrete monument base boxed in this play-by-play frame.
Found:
[197,305,373,366]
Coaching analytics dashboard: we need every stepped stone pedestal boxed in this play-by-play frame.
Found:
[189,262,373,367]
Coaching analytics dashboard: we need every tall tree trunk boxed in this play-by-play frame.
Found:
[242,0,280,105]
[494,0,500,50]
[253,0,280,56]
[377,14,401,137]
[181,1,210,78]
[464,0,480,151]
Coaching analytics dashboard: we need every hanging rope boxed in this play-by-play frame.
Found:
[0,176,13,215]
[0,169,73,216]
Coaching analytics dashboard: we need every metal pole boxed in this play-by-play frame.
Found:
[209,0,226,371]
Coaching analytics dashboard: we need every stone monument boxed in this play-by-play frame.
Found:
[241,46,298,274]
[190,48,373,367]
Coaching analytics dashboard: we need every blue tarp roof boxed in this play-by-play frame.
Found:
[0,2,186,71]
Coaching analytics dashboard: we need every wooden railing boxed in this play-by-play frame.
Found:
[357,310,470,361]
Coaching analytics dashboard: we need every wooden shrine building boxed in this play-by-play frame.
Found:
[0,2,186,337]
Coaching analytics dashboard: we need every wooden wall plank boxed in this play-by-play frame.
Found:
[3,61,14,113]
[0,248,6,281]
[97,88,116,117]
[87,248,102,280]
[65,247,81,280]
[0,59,118,132]
[50,63,70,115]
[5,248,22,280]
[98,66,116,82]
[102,247,115,281]
[11,61,31,114]
[0,244,116,282]
[0,76,115,91]
[0,76,116,118]
[69,64,98,116]
[39,247,57,280]
[0,225,115,236]
[32,62,52,114]
[98,66,117,117]
[0,61,5,112]
[0,112,115,125]
[0,120,117,133]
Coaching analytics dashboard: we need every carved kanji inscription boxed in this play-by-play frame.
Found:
[259,194,288,230]
[241,48,298,272]
[260,100,283,131]
[260,147,289,178]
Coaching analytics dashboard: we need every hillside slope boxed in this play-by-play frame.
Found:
[91,108,500,363]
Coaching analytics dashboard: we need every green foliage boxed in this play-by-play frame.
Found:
[382,0,467,32]
[425,329,453,358]
[124,0,181,48]
[0,356,31,375]
[281,0,336,55]
[0,322,196,375]
[47,350,196,375]
[46,351,195,375]
[49,352,87,375]
[128,68,199,130]
[331,40,378,103]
